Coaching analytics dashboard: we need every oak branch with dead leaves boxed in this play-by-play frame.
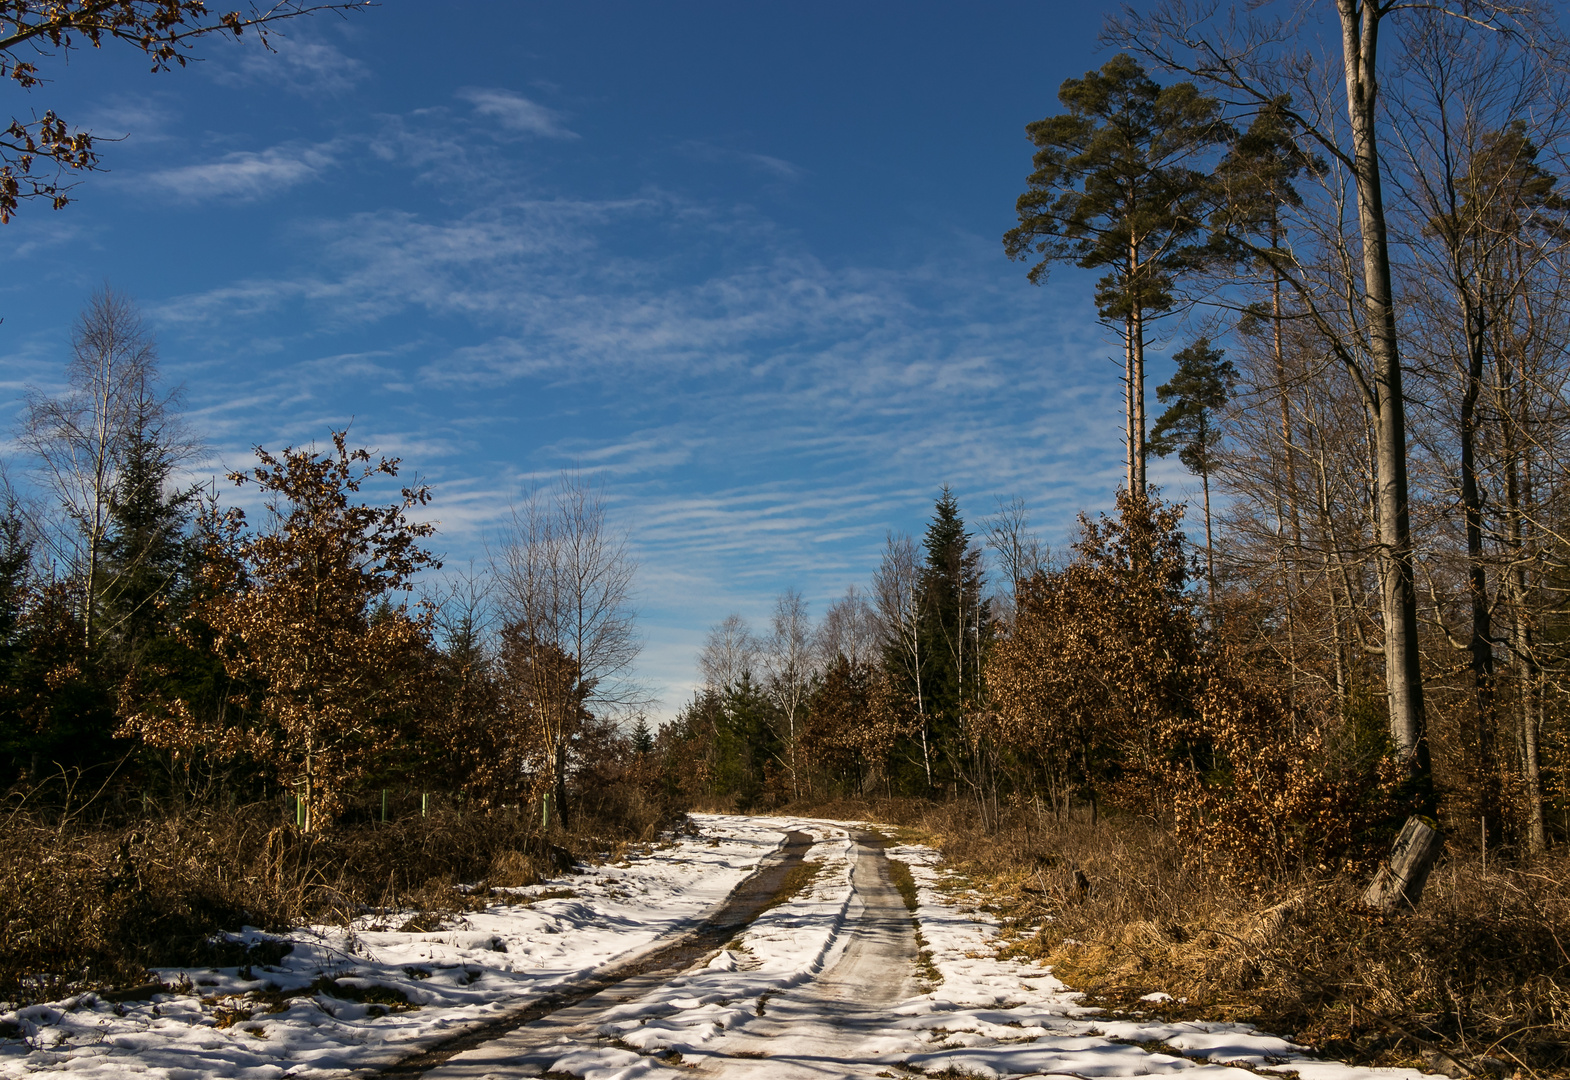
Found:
[0,0,370,221]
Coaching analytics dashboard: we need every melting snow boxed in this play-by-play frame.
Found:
[0,815,1444,1080]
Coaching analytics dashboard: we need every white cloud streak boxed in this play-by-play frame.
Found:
[212,35,370,95]
[149,174,1125,718]
[456,88,579,140]
[147,142,339,200]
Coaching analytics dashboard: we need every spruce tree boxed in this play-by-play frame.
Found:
[891,487,991,794]
[0,502,35,783]
[630,715,654,757]
[714,673,781,809]
[97,427,195,670]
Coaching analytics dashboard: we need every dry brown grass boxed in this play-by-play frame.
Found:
[790,796,1570,1078]
[0,792,680,1003]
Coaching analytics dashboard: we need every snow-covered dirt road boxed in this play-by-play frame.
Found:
[0,814,1446,1080]
[414,830,916,1080]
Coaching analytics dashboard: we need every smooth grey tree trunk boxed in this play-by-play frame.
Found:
[1337,0,1429,779]
[1273,266,1303,705]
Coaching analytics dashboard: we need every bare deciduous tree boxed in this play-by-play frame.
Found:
[763,587,813,799]
[982,496,1049,593]
[816,584,880,668]
[699,612,759,693]
[873,531,931,786]
[16,287,192,648]
[493,471,641,828]
[982,495,1050,630]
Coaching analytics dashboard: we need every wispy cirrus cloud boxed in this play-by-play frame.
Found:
[146,141,339,200]
[149,175,1124,715]
[80,95,179,142]
[158,190,1117,495]
[457,87,579,140]
[679,141,805,182]
[211,34,370,95]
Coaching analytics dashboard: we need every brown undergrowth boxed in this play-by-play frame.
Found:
[0,794,681,1004]
[790,796,1570,1078]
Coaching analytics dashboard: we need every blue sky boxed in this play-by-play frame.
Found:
[1,2,1202,714]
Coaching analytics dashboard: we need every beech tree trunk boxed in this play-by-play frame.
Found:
[1273,266,1302,704]
[1458,289,1500,830]
[553,735,570,831]
[1337,0,1429,785]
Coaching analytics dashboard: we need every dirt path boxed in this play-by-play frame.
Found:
[403,831,915,1080]
[692,831,917,1079]
[374,830,815,1079]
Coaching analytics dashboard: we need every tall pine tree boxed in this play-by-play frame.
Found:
[1005,54,1224,495]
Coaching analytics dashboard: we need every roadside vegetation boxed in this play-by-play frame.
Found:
[0,294,678,1005]
[786,799,1570,1077]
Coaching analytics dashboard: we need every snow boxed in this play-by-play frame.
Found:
[0,814,1447,1080]
[0,816,789,1078]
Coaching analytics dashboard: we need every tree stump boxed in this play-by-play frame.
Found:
[1069,867,1092,903]
[1362,816,1444,910]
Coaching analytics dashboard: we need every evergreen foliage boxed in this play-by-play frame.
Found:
[1149,338,1235,597]
[630,715,654,757]
[1149,338,1235,478]
[96,426,196,670]
[1005,53,1225,492]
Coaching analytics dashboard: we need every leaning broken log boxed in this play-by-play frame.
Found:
[1362,816,1444,910]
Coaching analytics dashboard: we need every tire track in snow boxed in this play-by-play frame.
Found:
[376,818,1448,1080]
[372,830,813,1079]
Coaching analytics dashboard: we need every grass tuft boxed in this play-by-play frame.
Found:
[766,861,824,911]
[886,858,919,912]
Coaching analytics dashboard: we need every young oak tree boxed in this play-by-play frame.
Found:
[126,431,439,832]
